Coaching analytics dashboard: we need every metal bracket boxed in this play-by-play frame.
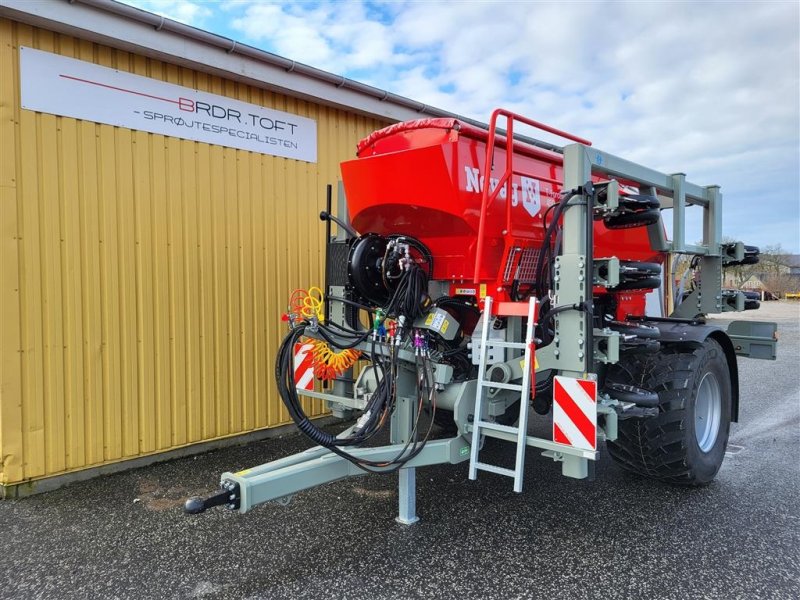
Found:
[671,255,724,317]
[596,399,619,442]
[540,451,589,479]
[672,288,702,319]
[551,254,588,373]
[592,328,620,364]
[727,320,778,360]
[722,290,745,312]
[593,257,620,288]
[722,241,745,265]
[592,179,619,213]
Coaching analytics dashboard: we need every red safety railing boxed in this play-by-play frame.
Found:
[472,109,591,285]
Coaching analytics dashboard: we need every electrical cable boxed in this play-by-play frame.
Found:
[531,193,575,298]
[275,239,437,472]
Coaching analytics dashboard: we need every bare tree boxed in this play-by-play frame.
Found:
[723,243,793,289]
[763,272,799,296]
[756,244,793,278]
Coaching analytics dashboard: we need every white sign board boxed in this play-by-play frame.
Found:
[19,46,317,163]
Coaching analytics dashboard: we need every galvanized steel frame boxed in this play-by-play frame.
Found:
[559,143,726,320]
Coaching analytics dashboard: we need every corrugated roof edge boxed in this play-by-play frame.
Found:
[0,0,563,153]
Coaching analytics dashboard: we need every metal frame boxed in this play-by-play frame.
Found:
[224,436,470,515]
[206,140,731,523]
[565,145,722,257]
[559,143,726,319]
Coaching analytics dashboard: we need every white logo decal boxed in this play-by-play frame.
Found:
[521,177,541,217]
[463,166,541,216]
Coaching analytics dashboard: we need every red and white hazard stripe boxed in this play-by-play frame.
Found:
[553,376,597,451]
[293,342,315,391]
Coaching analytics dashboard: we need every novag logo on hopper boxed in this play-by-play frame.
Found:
[463,166,544,217]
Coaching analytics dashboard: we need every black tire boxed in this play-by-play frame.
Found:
[433,408,458,434]
[495,399,520,425]
[606,338,732,485]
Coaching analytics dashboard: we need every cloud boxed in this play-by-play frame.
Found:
[229,1,400,73]
[120,0,213,26]
[121,0,800,251]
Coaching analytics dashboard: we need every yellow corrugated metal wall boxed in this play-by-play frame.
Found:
[0,18,388,485]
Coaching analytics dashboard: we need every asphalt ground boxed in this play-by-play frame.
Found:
[0,301,798,600]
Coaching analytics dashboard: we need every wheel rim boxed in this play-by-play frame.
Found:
[695,372,722,452]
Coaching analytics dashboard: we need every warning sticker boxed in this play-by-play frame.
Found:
[553,376,597,451]
[426,311,446,332]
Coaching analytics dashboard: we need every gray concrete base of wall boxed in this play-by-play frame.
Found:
[0,418,337,499]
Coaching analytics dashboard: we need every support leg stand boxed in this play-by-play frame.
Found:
[396,467,419,525]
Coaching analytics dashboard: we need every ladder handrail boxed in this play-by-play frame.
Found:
[473,109,591,284]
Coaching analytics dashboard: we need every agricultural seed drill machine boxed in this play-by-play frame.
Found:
[186,109,777,523]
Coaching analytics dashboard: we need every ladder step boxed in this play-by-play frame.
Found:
[493,302,532,317]
[474,462,516,478]
[485,340,527,349]
[480,380,523,392]
[476,421,520,435]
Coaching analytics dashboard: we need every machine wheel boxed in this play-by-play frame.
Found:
[433,408,458,434]
[495,399,521,426]
[606,338,732,485]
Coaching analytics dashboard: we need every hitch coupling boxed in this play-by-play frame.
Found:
[184,480,240,514]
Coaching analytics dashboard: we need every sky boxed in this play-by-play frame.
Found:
[119,0,800,254]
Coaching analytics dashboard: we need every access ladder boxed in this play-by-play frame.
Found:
[468,296,537,492]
